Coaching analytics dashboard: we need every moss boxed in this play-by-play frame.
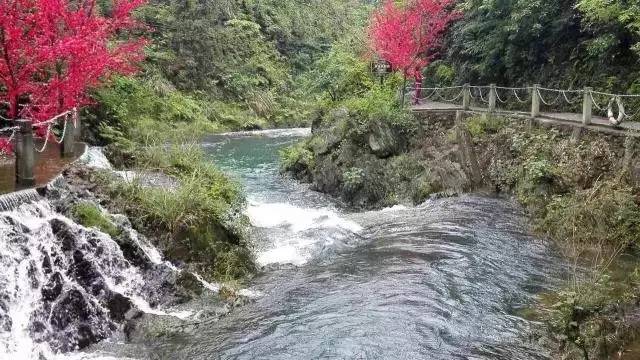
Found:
[71,202,121,238]
[465,115,508,138]
[280,142,315,172]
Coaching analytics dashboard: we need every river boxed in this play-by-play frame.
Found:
[139,128,563,359]
[0,129,564,359]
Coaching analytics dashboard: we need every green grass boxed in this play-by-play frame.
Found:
[465,116,508,138]
[99,143,255,281]
[71,202,121,237]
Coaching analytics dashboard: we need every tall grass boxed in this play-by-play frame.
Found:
[100,143,254,281]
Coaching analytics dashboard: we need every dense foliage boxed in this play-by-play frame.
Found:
[90,0,372,142]
[426,0,640,93]
[0,0,145,120]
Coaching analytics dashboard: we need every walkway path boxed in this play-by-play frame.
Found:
[409,85,640,136]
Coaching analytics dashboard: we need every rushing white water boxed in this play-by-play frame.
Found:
[201,130,365,268]
[248,201,362,266]
[0,201,150,359]
[0,200,213,359]
[218,128,311,138]
[0,147,237,359]
[80,147,112,170]
[247,202,362,233]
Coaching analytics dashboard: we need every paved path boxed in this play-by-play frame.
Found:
[411,100,640,135]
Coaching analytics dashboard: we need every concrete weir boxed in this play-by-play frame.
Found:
[0,144,87,212]
[0,188,42,212]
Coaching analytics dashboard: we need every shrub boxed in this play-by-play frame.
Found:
[544,268,640,359]
[465,115,507,138]
[280,142,315,172]
[539,179,640,251]
[343,167,365,192]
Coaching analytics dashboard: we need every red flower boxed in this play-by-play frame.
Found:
[368,0,459,80]
[0,0,147,123]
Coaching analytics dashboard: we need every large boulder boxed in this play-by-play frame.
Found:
[368,119,399,158]
[311,156,343,195]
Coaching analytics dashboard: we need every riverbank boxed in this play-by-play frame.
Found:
[282,109,640,359]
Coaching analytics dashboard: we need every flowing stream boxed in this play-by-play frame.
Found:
[138,128,562,359]
[0,129,564,359]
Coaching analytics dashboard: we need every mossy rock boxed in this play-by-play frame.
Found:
[368,118,399,158]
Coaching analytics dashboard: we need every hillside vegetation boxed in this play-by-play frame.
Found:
[88,0,372,147]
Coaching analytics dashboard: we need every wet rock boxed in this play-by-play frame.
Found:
[124,312,187,343]
[70,250,107,296]
[50,219,77,252]
[2,215,30,234]
[41,272,64,301]
[0,297,12,332]
[49,289,113,352]
[174,271,205,301]
[50,289,95,330]
[311,156,342,195]
[125,307,143,321]
[41,253,52,274]
[110,216,153,269]
[106,293,134,322]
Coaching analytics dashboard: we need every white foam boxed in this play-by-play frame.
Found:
[247,202,362,233]
[192,273,220,292]
[256,245,307,266]
[218,128,311,138]
[237,288,264,299]
[248,202,362,266]
[381,205,409,212]
[80,147,113,170]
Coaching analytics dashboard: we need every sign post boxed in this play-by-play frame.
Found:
[372,59,392,85]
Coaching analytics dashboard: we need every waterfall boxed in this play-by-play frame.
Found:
[0,200,204,359]
[0,147,226,359]
[0,189,42,212]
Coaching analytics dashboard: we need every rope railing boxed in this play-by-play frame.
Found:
[0,126,20,143]
[0,107,81,187]
[407,83,640,126]
[32,109,76,153]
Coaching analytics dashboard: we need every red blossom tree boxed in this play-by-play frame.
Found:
[368,0,458,103]
[0,0,146,153]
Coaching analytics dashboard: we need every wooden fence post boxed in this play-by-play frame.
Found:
[15,119,35,187]
[463,83,470,110]
[62,114,75,157]
[582,87,593,126]
[488,84,497,112]
[531,84,541,118]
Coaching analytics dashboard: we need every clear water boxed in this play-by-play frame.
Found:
[124,128,562,359]
[0,129,564,359]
